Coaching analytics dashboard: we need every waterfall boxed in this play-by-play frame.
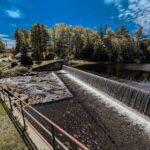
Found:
[63,65,150,117]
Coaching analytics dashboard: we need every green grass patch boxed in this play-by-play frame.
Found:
[0,104,27,150]
[32,60,55,69]
[0,53,12,59]
[69,59,97,67]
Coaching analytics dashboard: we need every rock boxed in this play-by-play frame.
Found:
[20,94,28,100]
[14,92,20,97]
[24,99,29,103]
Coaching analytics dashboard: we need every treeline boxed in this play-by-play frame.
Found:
[14,23,150,63]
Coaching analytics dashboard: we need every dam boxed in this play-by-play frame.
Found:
[63,65,150,117]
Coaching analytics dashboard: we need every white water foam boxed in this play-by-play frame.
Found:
[60,70,150,137]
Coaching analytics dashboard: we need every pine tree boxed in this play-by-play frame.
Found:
[31,23,49,60]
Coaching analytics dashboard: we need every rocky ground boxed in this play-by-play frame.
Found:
[0,72,72,104]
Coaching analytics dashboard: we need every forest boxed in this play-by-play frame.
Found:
[1,23,150,64]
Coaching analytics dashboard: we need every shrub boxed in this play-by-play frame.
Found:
[35,61,42,65]
[15,66,28,74]
[0,69,2,79]
[11,61,18,68]
[45,53,56,60]
[21,55,33,66]
[2,66,28,77]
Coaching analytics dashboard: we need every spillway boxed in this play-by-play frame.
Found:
[63,65,150,117]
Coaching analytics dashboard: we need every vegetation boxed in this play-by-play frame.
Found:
[31,23,49,60]
[0,104,27,150]
[11,60,18,68]
[32,60,54,69]
[70,60,97,67]
[14,23,150,63]
[0,53,10,58]
[0,38,5,52]
[0,61,28,78]
[14,28,32,65]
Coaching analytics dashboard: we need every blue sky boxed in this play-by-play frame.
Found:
[0,0,150,47]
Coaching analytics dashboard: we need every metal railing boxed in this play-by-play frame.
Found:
[0,85,89,150]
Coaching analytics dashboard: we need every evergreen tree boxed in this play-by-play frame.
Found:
[31,23,49,60]
[14,28,22,54]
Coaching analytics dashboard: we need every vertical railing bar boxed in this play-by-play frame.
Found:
[20,100,26,130]
[2,89,6,102]
[8,93,13,111]
[51,125,56,150]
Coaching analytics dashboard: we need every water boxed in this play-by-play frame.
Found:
[75,63,150,85]
[63,65,150,117]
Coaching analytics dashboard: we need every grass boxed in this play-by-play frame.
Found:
[0,103,27,150]
[69,59,97,67]
[0,60,28,78]
[0,59,55,77]
[32,60,55,69]
[0,53,12,59]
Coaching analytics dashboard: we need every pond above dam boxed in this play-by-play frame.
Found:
[74,63,150,85]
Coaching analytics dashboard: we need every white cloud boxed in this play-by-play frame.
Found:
[2,38,16,48]
[4,9,22,18]
[0,34,9,38]
[0,34,16,48]
[104,0,123,5]
[118,0,150,34]
[10,24,17,27]
[107,0,150,34]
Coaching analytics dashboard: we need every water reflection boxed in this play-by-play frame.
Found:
[75,63,150,85]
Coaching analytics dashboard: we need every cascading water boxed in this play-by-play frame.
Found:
[63,65,150,117]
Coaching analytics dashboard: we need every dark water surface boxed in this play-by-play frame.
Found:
[74,63,150,85]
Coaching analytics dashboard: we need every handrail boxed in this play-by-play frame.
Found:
[1,86,89,150]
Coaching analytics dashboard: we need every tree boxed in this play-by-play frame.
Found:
[73,26,85,58]
[135,26,143,48]
[0,38,5,52]
[31,23,49,60]
[116,24,129,36]
[13,22,150,63]
[92,36,107,61]
[14,28,21,54]
[14,28,33,65]
[99,25,104,39]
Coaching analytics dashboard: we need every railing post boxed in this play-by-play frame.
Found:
[8,94,13,111]
[51,125,56,150]
[20,100,26,130]
[2,89,6,102]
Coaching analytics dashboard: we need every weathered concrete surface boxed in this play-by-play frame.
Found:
[47,71,150,150]
[33,60,63,72]
[0,72,72,104]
